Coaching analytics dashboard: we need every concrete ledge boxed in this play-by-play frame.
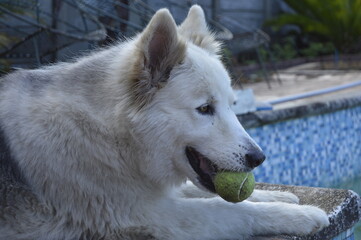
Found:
[253,183,361,240]
[238,96,361,129]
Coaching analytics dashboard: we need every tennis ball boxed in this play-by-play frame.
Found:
[214,171,255,203]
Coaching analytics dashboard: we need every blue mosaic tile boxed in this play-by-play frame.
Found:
[246,106,361,187]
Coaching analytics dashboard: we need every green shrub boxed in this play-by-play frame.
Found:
[258,37,297,62]
[266,0,361,53]
[300,42,335,58]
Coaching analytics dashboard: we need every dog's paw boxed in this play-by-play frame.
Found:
[291,205,330,235]
[248,190,299,204]
[250,202,329,237]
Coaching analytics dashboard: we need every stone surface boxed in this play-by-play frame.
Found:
[252,183,361,240]
[238,95,361,129]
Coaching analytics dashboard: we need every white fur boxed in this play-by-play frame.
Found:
[0,5,329,240]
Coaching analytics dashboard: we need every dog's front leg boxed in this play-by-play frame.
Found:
[177,181,299,203]
[176,181,217,199]
[149,197,329,240]
[248,189,299,203]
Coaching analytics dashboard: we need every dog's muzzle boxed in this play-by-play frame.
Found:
[185,146,266,193]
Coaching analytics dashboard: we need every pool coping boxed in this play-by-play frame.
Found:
[253,183,361,240]
[238,95,361,129]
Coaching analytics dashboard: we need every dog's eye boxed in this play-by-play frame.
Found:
[197,104,214,115]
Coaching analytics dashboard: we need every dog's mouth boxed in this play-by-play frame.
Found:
[186,146,218,193]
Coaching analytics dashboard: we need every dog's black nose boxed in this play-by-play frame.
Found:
[245,150,266,169]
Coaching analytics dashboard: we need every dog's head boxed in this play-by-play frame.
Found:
[127,6,265,192]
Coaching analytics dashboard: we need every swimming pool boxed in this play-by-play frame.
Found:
[246,104,361,188]
[241,95,361,189]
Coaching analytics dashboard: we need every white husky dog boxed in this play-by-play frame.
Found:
[0,5,329,240]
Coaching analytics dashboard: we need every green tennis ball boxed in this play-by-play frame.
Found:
[214,171,255,203]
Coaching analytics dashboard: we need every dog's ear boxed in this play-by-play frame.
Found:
[138,9,186,87]
[179,5,220,55]
[129,9,186,110]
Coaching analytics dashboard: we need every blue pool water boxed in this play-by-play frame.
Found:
[247,106,361,188]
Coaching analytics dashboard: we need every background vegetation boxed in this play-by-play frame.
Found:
[266,0,361,54]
